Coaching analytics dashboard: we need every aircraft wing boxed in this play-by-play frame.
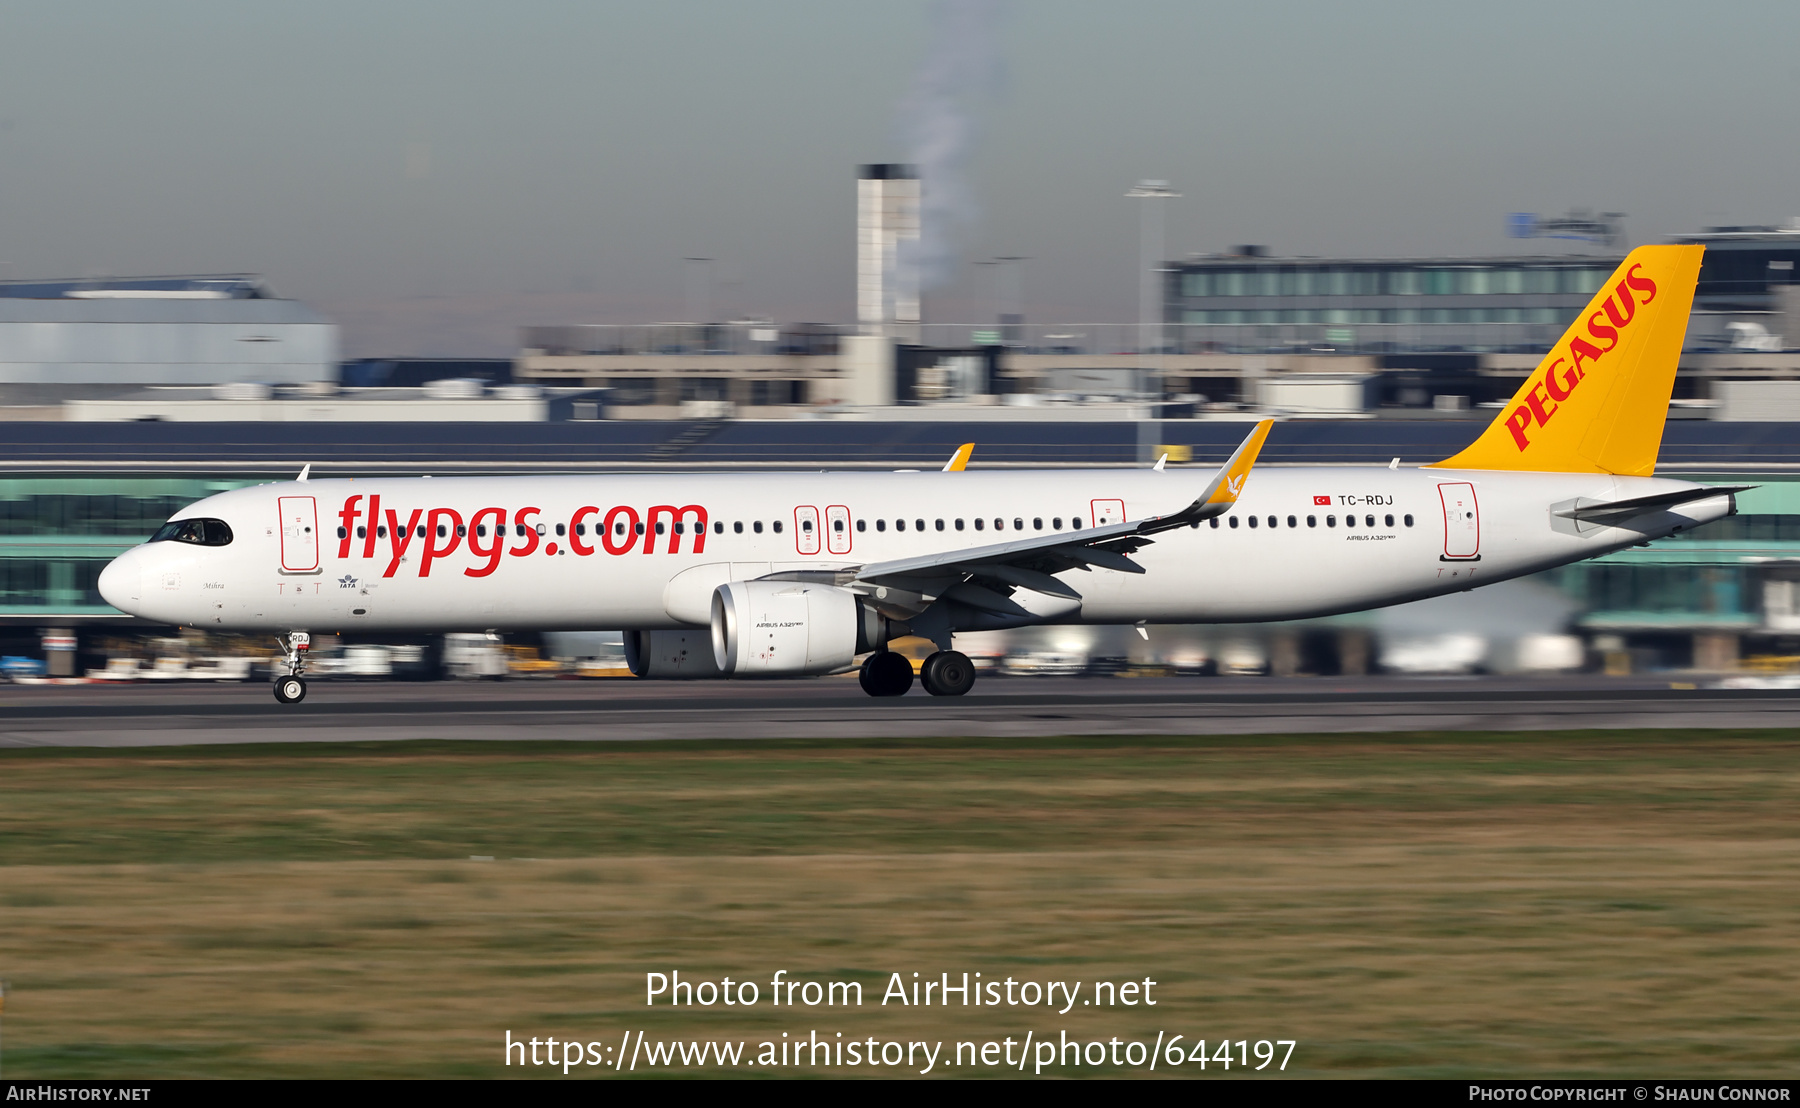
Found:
[762,420,1273,616]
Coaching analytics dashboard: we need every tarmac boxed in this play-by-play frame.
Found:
[1,674,1796,747]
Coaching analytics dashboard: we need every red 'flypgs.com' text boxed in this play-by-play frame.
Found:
[335,495,711,579]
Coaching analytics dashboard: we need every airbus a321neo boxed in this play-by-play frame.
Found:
[99,245,1735,704]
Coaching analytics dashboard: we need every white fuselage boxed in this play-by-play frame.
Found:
[97,467,1731,634]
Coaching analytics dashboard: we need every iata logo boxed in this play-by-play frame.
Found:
[1503,263,1657,451]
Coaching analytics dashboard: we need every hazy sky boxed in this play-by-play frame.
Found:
[3,1,1797,355]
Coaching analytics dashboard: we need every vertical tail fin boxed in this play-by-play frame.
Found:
[1428,244,1703,476]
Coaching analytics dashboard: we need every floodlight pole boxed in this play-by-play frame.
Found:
[1127,180,1179,460]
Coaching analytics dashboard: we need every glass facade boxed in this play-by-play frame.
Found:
[1167,256,1621,354]
[0,478,254,613]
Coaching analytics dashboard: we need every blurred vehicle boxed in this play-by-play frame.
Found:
[1379,633,1488,675]
[1,655,47,680]
[1000,650,1088,677]
[1215,639,1268,676]
[503,645,562,676]
[445,633,508,680]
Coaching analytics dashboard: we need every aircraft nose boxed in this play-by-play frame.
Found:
[98,549,143,613]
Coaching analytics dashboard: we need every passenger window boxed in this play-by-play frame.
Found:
[1307,515,1316,528]
[613,522,624,536]
[1287,515,1297,528]
[856,519,866,532]
[416,525,426,539]
[1267,516,1277,528]
[555,523,566,536]
[876,519,886,532]
[915,519,924,531]
[655,522,665,535]
[753,521,763,533]
[357,526,366,538]
[477,525,486,537]
[635,522,645,535]
[974,518,984,531]
[436,525,447,539]
[673,523,683,535]
[1013,518,1023,530]
[1033,518,1043,530]
[936,519,944,531]
[1365,515,1375,527]
[774,520,784,533]
[1404,514,1414,527]
[378,526,388,539]
[1327,515,1337,527]
[834,520,844,533]
[714,521,724,534]
[1053,517,1063,529]
[336,526,347,539]
[896,519,905,532]
[955,519,964,531]
[1346,515,1356,528]
[1384,514,1394,527]
[1209,518,1219,529]
[1229,517,1239,529]
[994,518,1004,530]
[802,519,813,532]
[1248,516,1258,528]
[735,521,744,533]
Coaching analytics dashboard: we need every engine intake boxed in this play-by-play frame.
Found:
[710,581,886,677]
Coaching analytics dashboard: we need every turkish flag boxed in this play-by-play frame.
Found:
[1313,495,1331,506]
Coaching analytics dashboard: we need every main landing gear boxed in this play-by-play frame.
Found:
[858,650,914,697]
[857,649,976,697]
[920,650,976,697]
[273,631,310,705]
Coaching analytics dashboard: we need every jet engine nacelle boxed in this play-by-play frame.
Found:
[710,581,886,677]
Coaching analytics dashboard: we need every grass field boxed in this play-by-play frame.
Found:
[2,731,1799,1078]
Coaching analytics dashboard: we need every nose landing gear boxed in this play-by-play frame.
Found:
[273,631,310,705]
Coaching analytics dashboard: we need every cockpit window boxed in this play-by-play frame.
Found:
[150,518,234,547]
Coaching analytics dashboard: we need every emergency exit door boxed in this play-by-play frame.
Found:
[794,505,821,555]
[1438,482,1480,560]
[1091,499,1126,527]
[278,496,320,572]
[825,505,852,555]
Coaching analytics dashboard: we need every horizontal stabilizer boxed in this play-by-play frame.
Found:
[1553,485,1751,521]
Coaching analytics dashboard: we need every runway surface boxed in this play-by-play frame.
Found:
[1,674,1796,747]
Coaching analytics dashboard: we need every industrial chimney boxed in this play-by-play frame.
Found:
[857,164,921,342]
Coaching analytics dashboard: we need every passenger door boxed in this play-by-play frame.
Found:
[794,505,822,555]
[278,496,320,572]
[824,505,852,555]
[1438,482,1480,560]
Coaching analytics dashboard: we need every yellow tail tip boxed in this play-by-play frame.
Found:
[1428,244,1703,476]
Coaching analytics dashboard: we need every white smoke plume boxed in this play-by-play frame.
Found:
[895,0,1007,296]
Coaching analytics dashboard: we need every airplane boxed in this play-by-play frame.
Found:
[98,244,1739,705]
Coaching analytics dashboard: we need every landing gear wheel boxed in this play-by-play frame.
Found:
[920,650,976,697]
[273,676,307,705]
[859,651,914,697]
